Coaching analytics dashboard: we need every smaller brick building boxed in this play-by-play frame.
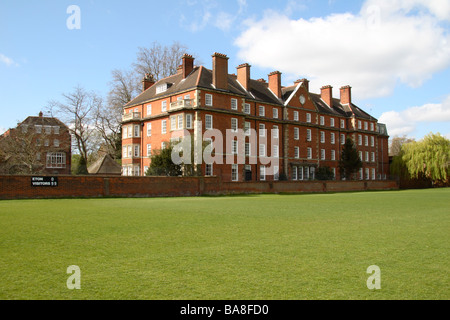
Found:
[0,112,72,175]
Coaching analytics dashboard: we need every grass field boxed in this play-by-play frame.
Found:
[0,189,448,300]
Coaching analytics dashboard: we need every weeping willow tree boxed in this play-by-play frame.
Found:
[399,133,450,185]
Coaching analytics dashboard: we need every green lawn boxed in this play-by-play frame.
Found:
[0,189,448,300]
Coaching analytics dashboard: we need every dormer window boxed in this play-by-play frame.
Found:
[156,83,170,94]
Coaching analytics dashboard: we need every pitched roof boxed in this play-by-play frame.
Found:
[20,116,68,128]
[125,66,283,108]
[124,66,377,121]
[87,154,122,175]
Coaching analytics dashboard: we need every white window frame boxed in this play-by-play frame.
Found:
[320,116,325,126]
[186,114,193,129]
[307,147,312,159]
[321,149,326,160]
[260,166,266,181]
[231,164,238,181]
[161,120,167,134]
[294,127,299,140]
[331,150,336,161]
[306,113,311,123]
[205,163,213,176]
[231,98,238,110]
[320,131,325,143]
[259,124,266,137]
[147,105,152,116]
[259,144,266,157]
[205,94,213,106]
[178,115,183,129]
[244,103,250,114]
[307,129,312,142]
[161,100,167,112]
[147,123,152,137]
[294,147,300,159]
[330,118,335,127]
[331,132,335,144]
[294,111,299,121]
[147,144,152,157]
[205,115,213,130]
[273,108,278,119]
[259,106,265,117]
[231,118,238,132]
[232,140,238,155]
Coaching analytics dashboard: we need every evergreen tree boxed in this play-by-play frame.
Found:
[146,144,182,177]
[339,138,362,180]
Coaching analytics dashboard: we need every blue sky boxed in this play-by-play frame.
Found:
[1,0,449,140]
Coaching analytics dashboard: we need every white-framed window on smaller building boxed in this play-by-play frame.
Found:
[147,105,152,116]
[341,134,346,144]
[295,147,300,159]
[320,116,325,126]
[147,123,152,136]
[320,131,325,143]
[307,129,312,142]
[292,166,298,181]
[134,145,140,158]
[273,145,279,158]
[294,111,299,121]
[161,120,167,134]
[46,152,66,169]
[147,144,152,157]
[321,149,326,160]
[371,136,375,147]
[54,139,60,147]
[341,119,345,129]
[331,150,336,161]
[245,143,251,157]
[134,125,140,137]
[330,118,335,127]
[331,132,335,144]
[161,100,167,112]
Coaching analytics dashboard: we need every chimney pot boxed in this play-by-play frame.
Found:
[340,85,352,105]
[212,52,229,90]
[320,85,333,107]
[237,63,251,91]
[142,73,155,92]
[268,71,282,99]
[182,54,194,79]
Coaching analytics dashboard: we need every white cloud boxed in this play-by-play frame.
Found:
[234,0,450,99]
[379,95,450,137]
[0,54,18,67]
[180,0,247,32]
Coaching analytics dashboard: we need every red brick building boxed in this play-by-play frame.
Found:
[122,52,389,181]
[0,112,72,175]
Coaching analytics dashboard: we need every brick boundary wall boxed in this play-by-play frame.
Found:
[0,175,399,200]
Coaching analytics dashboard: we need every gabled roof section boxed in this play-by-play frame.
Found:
[20,116,68,129]
[125,66,284,108]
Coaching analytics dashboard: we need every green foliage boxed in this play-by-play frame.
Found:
[339,138,363,180]
[74,155,89,175]
[399,133,450,184]
[146,143,182,176]
[316,166,335,181]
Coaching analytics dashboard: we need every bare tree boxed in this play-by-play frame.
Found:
[389,135,415,156]
[133,41,188,80]
[47,86,101,166]
[0,127,53,174]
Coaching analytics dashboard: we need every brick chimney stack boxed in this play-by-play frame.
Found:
[268,71,282,99]
[182,54,194,79]
[142,73,155,92]
[212,52,229,90]
[39,111,43,117]
[340,85,352,105]
[294,78,309,92]
[237,63,251,91]
[321,85,333,107]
